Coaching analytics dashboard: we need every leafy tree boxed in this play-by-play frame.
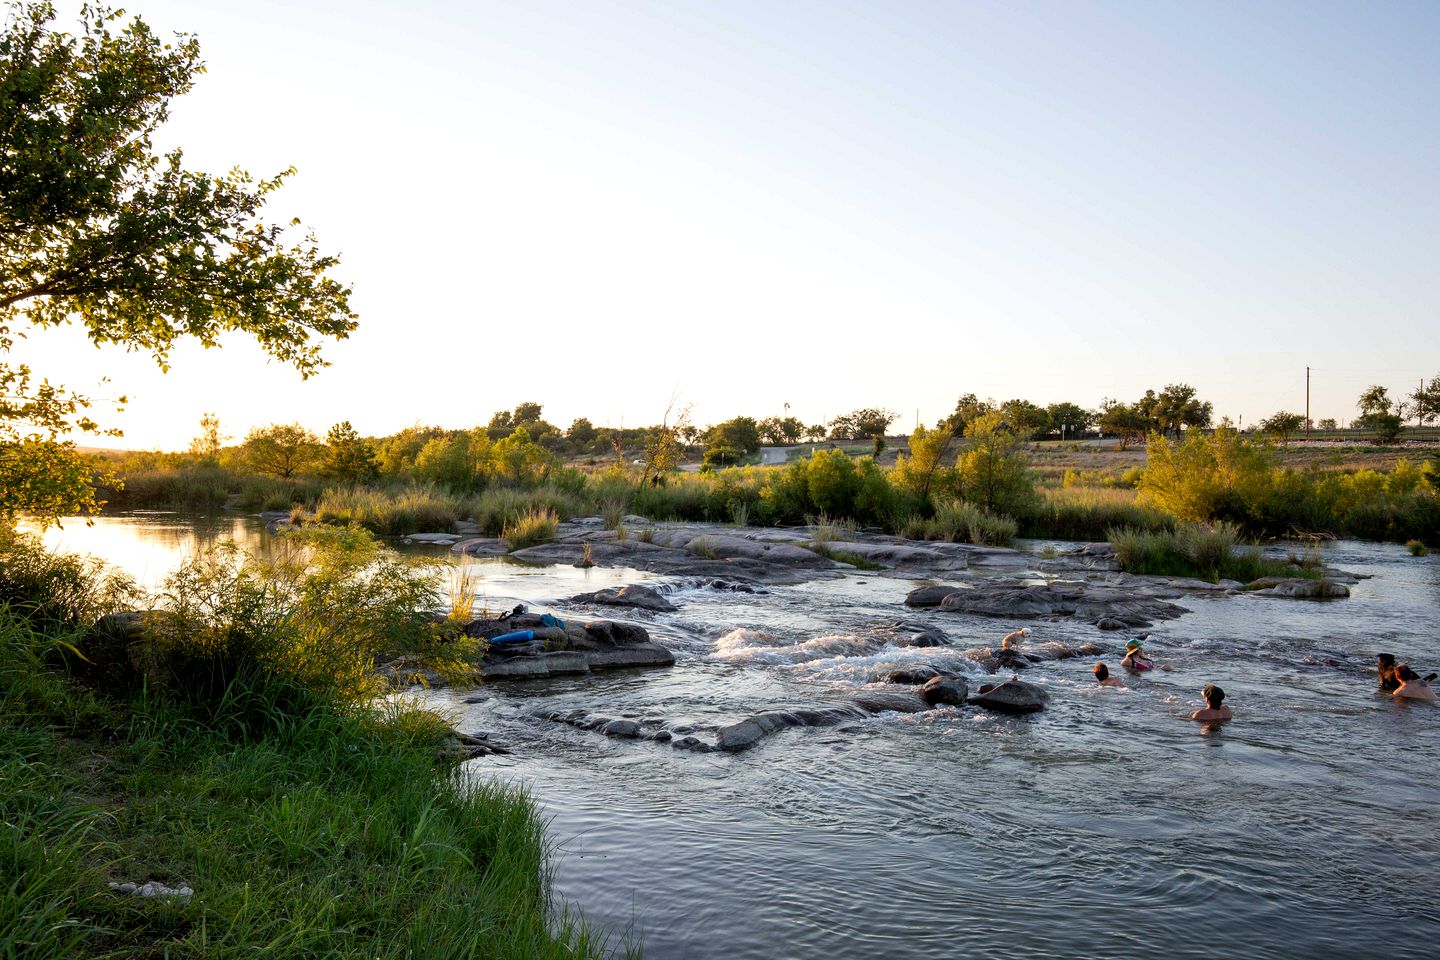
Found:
[0,3,354,521]
[1045,402,1093,439]
[490,426,554,484]
[243,423,320,479]
[641,400,691,485]
[891,424,956,501]
[828,407,897,441]
[805,423,829,443]
[1096,399,1150,449]
[757,415,805,445]
[1355,385,1404,443]
[1317,418,1338,431]
[486,402,559,446]
[188,412,225,464]
[1150,384,1213,437]
[955,412,1037,516]
[1259,411,1304,445]
[1408,376,1440,427]
[940,393,993,434]
[567,417,597,445]
[704,416,761,465]
[323,421,379,483]
[999,399,1050,439]
[374,425,444,478]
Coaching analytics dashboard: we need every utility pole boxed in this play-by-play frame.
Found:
[1305,366,1310,443]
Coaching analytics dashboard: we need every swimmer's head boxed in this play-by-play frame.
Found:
[1125,639,1143,653]
[1093,662,1109,682]
[1396,664,1418,682]
[1378,653,1397,668]
[1202,684,1225,707]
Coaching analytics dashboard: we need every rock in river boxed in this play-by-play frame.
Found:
[969,677,1049,714]
[571,584,678,612]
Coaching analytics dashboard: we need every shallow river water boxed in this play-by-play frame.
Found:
[33,514,1440,959]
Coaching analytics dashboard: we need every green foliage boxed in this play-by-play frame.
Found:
[0,606,607,959]
[0,3,354,521]
[190,412,226,463]
[503,507,559,549]
[940,393,993,434]
[0,526,139,631]
[901,499,1017,546]
[146,526,438,711]
[757,415,805,444]
[1109,522,1303,583]
[891,423,956,501]
[1096,398,1151,448]
[828,407,897,440]
[323,420,379,483]
[1000,398,1050,439]
[955,412,1038,516]
[1020,486,1173,540]
[1260,411,1305,444]
[1045,401,1094,438]
[243,423,321,479]
[1407,539,1429,556]
[1138,426,1276,525]
[312,483,465,535]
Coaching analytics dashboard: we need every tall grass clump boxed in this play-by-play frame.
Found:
[901,500,1018,546]
[1109,521,1310,583]
[1020,486,1173,541]
[503,507,559,550]
[469,486,586,536]
[313,483,465,535]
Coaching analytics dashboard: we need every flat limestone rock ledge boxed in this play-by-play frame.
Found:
[469,611,675,679]
[907,579,1188,626]
[1244,577,1351,599]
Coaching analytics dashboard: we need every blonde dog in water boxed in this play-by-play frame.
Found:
[1001,628,1030,650]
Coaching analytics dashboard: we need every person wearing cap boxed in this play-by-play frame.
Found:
[1190,684,1233,722]
[1393,664,1437,703]
[1121,638,1156,672]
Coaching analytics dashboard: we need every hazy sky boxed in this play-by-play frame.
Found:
[25,0,1440,448]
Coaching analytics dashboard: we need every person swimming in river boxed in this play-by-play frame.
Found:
[1393,664,1438,703]
[1093,662,1126,688]
[1190,684,1233,722]
[1121,638,1168,672]
[1378,653,1435,692]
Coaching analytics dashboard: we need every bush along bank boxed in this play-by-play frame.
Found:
[0,526,613,960]
[102,425,1440,549]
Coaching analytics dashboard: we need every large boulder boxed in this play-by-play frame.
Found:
[969,677,1049,714]
[571,584,677,612]
[905,585,963,608]
[919,676,969,706]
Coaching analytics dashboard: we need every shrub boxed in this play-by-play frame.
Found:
[144,525,440,712]
[313,483,464,535]
[1408,539,1429,556]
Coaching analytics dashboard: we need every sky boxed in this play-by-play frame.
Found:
[22,0,1440,448]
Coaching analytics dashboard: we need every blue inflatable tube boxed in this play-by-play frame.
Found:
[489,629,536,645]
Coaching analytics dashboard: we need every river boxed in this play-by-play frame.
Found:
[28,512,1440,959]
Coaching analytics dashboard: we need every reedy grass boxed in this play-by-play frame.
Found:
[313,483,465,535]
[503,508,559,550]
[1108,521,1315,583]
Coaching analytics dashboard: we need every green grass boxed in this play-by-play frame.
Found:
[503,507,559,549]
[312,483,467,535]
[899,500,1018,546]
[0,540,615,959]
[1108,522,1318,583]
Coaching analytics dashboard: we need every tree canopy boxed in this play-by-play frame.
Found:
[1,2,356,521]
